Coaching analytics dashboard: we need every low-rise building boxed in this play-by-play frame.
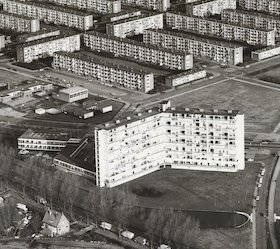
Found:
[36,0,121,14]
[185,0,236,17]
[165,69,207,87]
[84,31,193,70]
[17,29,60,43]
[53,135,96,179]
[16,33,81,63]
[166,11,275,46]
[18,129,83,152]
[121,0,170,11]
[94,107,245,187]
[52,52,154,93]
[221,9,280,37]
[3,0,94,30]
[83,99,113,113]
[0,11,40,33]
[143,29,244,65]
[106,13,163,38]
[251,43,280,60]
[52,86,88,103]
[41,209,70,237]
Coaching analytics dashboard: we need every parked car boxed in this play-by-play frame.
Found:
[100,222,112,231]
[158,244,171,249]
[121,230,134,240]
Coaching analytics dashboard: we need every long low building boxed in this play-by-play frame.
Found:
[16,33,81,63]
[166,11,275,46]
[221,9,280,37]
[251,43,280,60]
[94,107,245,187]
[106,13,163,38]
[36,0,121,14]
[17,29,60,43]
[84,31,193,70]
[165,69,207,87]
[52,52,155,93]
[0,11,40,33]
[102,10,141,22]
[185,0,236,17]
[143,29,244,65]
[3,0,93,30]
[121,0,170,11]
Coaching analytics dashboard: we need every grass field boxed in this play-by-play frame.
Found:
[171,79,280,132]
[123,162,260,213]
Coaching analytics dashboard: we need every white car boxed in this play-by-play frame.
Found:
[258,183,262,188]
[259,177,263,184]
[256,196,260,201]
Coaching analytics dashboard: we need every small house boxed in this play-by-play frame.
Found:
[41,209,70,237]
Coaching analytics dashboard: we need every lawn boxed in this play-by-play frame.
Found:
[170,79,280,132]
[122,162,260,213]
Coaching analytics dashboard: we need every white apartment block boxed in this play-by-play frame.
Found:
[0,11,40,33]
[38,0,121,13]
[84,31,193,70]
[121,0,170,11]
[222,9,280,37]
[95,107,245,187]
[251,43,280,61]
[16,34,81,63]
[3,0,93,30]
[238,0,280,15]
[52,52,154,93]
[186,0,236,17]
[166,12,275,46]
[143,29,244,65]
[165,69,207,87]
[106,13,163,38]
[17,29,60,43]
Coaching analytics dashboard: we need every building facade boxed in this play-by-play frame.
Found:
[106,13,163,38]
[251,43,280,60]
[102,10,141,22]
[166,12,275,46]
[95,107,245,187]
[0,34,5,51]
[121,0,170,11]
[37,0,121,13]
[0,11,40,33]
[238,0,280,15]
[186,0,236,17]
[16,34,81,63]
[221,9,280,37]
[52,52,154,93]
[52,86,88,103]
[165,69,207,87]
[143,29,244,65]
[3,0,93,30]
[84,31,193,70]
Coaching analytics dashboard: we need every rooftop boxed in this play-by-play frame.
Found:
[59,86,88,95]
[17,28,60,40]
[253,42,280,53]
[102,9,141,20]
[85,31,191,56]
[55,52,153,75]
[0,10,38,20]
[83,99,114,110]
[96,107,242,130]
[8,0,93,16]
[43,209,67,227]
[55,135,96,172]
[108,12,162,25]
[166,68,206,80]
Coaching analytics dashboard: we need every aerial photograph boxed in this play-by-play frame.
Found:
[0,0,280,248]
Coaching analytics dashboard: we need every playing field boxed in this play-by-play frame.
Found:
[170,78,280,132]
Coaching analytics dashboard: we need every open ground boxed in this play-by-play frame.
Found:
[169,78,280,132]
[122,162,260,213]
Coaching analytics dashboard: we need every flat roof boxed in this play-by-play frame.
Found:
[108,12,162,25]
[55,135,96,172]
[102,9,141,19]
[19,128,84,141]
[83,99,114,109]
[8,0,93,16]
[146,29,243,48]
[96,107,241,130]
[167,11,274,32]
[166,68,206,80]
[253,42,280,53]
[17,28,60,40]
[55,52,153,75]
[18,33,80,48]
[85,31,191,56]
[59,86,88,95]
[0,10,38,20]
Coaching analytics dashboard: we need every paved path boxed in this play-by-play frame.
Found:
[268,156,280,249]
